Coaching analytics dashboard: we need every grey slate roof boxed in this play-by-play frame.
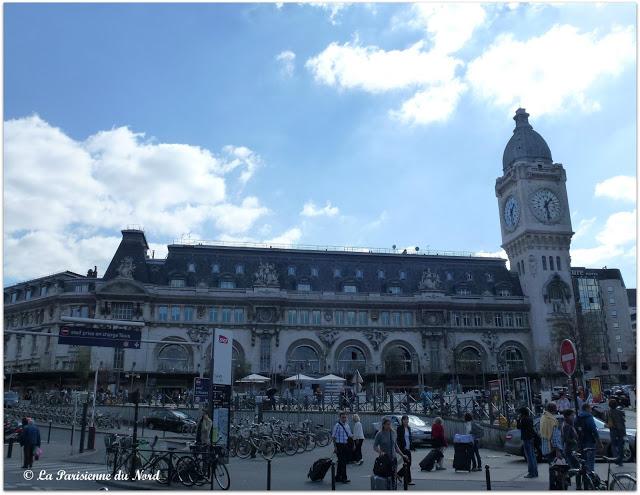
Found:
[502,108,552,171]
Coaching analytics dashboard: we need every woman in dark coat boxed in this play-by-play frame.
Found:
[396,415,415,485]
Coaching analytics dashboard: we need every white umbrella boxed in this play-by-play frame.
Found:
[317,374,346,382]
[284,373,316,382]
[237,373,271,383]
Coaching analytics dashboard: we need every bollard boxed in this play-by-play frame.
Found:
[7,438,14,458]
[141,417,145,438]
[485,465,491,490]
[331,462,336,491]
[48,421,52,444]
[70,423,75,451]
[267,459,271,490]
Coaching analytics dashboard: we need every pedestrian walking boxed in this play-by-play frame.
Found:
[396,415,415,485]
[561,409,581,489]
[420,387,433,414]
[18,417,41,469]
[555,392,571,413]
[575,403,602,473]
[607,398,626,466]
[351,414,365,465]
[374,418,408,479]
[517,407,538,478]
[196,410,213,445]
[332,412,354,483]
[464,412,483,471]
[540,403,562,463]
[431,416,448,470]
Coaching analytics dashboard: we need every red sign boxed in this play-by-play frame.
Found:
[560,339,577,376]
[60,326,70,336]
[218,335,229,344]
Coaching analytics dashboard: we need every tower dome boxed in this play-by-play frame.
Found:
[502,108,552,172]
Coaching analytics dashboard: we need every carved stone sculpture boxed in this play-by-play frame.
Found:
[187,327,210,343]
[318,329,340,349]
[117,257,136,279]
[363,329,388,351]
[418,268,442,291]
[254,263,279,287]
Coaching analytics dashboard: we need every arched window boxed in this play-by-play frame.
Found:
[290,345,320,373]
[548,279,567,313]
[158,344,190,372]
[337,345,366,375]
[500,347,526,373]
[456,346,482,374]
[384,346,412,375]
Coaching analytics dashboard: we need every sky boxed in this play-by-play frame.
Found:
[3,2,637,287]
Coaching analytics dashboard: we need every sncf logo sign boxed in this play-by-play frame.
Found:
[218,335,229,344]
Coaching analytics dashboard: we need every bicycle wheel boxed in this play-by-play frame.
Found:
[236,438,253,459]
[214,461,230,490]
[175,456,197,487]
[260,439,276,460]
[284,436,298,456]
[610,474,636,491]
[228,437,238,457]
[315,431,330,447]
[305,433,316,451]
[296,435,307,454]
[150,455,171,485]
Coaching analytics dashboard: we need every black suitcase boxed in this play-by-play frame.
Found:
[419,449,443,471]
[549,464,570,490]
[453,442,473,472]
[308,458,333,481]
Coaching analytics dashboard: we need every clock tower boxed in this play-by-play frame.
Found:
[495,109,577,371]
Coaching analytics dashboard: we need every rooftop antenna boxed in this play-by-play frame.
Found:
[415,247,420,253]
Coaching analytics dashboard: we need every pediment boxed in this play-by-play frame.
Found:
[98,279,148,295]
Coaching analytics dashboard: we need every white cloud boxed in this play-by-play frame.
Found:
[476,249,508,259]
[391,79,467,125]
[571,209,636,266]
[300,200,340,217]
[276,50,296,77]
[466,24,636,116]
[573,217,597,240]
[405,4,487,54]
[308,3,346,25]
[594,175,637,203]
[4,115,270,281]
[266,227,303,245]
[306,40,460,92]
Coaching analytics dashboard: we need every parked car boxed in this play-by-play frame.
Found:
[372,415,432,447]
[504,415,636,462]
[4,391,19,408]
[143,409,197,433]
[4,417,23,443]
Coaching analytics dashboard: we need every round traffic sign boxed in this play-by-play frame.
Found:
[560,339,577,376]
[60,326,70,336]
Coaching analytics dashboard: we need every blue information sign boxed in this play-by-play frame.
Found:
[57,325,141,348]
[193,377,210,398]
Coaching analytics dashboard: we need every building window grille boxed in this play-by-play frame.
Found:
[336,345,366,375]
[389,286,401,295]
[158,344,189,372]
[290,345,320,373]
[297,283,311,291]
[184,306,195,321]
[288,310,297,324]
[209,307,218,322]
[333,268,341,278]
[609,297,615,304]
[613,322,619,328]
[452,312,461,326]
[312,310,322,325]
[612,310,617,318]
[222,308,232,323]
[299,310,310,325]
[234,308,244,323]
[549,256,554,270]
[494,313,504,327]
[377,270,385,279]
[311,267,319,277]
[358,311,368,325]
[113,303,133,320]
[25,288,32,300]
[235,264,244,275]
[505,313,514,326]
[474,313,483,326]
[399,270,406,280]
[211,263,220,274]
[392,311,401,326]
[343,285,357,293]
[515,313,524,327]
[11,292,17,303]
[542,256,547,271]
[356,269,363,279]
[158,306,168,321]
[347,311,356,325]
[498,288,511,297]
[187,263,196,273]
[170,306,181,321]
[556,257,562,270]
[31,335,37,355]
[403,312,413,326]
[45,334,51,353]
[457,288,471,296]
[335,310,344,325]
[75,284,89,293]
[113,347,124,370]
[220,280,236,289]
[260,336,271,372]
[170,279,185,288]
[462,313,471,326]
[380,311,390,325]
[40,286,48,297]
[607,287,613,293]
[288,266,296,276]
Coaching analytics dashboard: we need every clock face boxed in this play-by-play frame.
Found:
[503,195,520,231]
[530,188,562,223]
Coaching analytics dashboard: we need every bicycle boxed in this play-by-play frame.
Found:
[568,448,636,490]
[175,444,230,490]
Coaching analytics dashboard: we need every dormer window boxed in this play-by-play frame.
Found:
[170,279,185,288]
[356,269,364,279]
[220,280,236,289]
[40,285,48,297]
[343,284,357,293]
[498,288,511,297]
[311,267,319,277]
[211,263,220,274]
[446,272,454,281]
[465,272,473,281]
[389,286,401,295]
[187,263,196,273]
[10,292,17,303]
[25,288,32,300]
[485,273,494,283]
[399,270,407,280]
[288,266,296,276]
[297,283,311,292]
[235,264,244,275]
[333,268,341,278]
[457,288,471,296]
[377,270,385,279]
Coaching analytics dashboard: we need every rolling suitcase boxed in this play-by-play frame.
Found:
[419,449,443,471]
[307,458,333,481]
[453,442,473,472]
[370,475,395,490]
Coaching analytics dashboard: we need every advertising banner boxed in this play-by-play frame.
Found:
[513,377,532,411]
[587,377,603,403]
[213,328,234,386]
[211,329,233,455]
[489,379,503,416]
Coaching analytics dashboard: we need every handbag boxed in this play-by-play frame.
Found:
[35,447,42,460]
[373,454,394,477]
[339,423,355,451]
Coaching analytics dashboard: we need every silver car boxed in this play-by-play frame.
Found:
[504,415,636,462]
[372,415,432,447]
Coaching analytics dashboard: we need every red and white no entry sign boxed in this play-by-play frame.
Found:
[560,339,577,376]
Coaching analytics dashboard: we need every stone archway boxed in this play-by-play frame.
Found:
[333,339,371,377]
[380,340,419,376]
[286,338,324,374]
[154,337,193,373]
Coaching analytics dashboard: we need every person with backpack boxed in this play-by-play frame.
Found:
[517,407,538,478]
[540,403,562,463]
[561,409,581,489]
[374,418,408,481]
[607,398,626,466]
[575,403,602,473]
[464,412,483,472]
[332,412,354,483]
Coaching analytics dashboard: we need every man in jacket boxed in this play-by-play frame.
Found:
[396,415,414,485]
[332,412,353,483]
[576,403,602,473]
[517,407,538,478]
[19,418,41,469]
[608,399,626,466]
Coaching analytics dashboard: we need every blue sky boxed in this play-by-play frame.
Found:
[3,2,637,287]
